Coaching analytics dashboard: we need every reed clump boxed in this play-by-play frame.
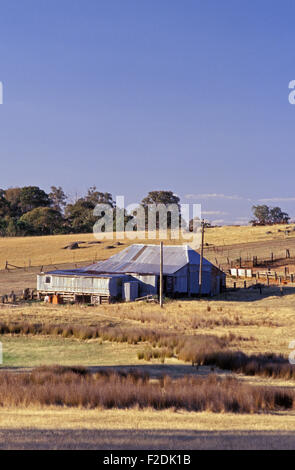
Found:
[0,366,293,413]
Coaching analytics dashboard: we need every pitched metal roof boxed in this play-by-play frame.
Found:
[42,269,125,279]
[82,244,211,275]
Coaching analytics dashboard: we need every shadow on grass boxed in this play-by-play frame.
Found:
[0,363,228,379]
[0,428,295,449]
[206,285,295,302]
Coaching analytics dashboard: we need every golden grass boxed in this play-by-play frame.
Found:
[0,407,295,431]
[0,293,295,433]
[0,223,294,268]
[1,289,295,357]
[203,223,295,246]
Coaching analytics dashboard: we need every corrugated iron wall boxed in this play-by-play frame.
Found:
[129,274,158,296]
[38,274,113,296]
[37,273,129,297]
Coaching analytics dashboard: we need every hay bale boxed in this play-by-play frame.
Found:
[63,242,79,250]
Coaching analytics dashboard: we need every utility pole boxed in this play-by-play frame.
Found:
[198,220,205,297]
[160,241,163,307]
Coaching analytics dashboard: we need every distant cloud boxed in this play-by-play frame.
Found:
[185,193,295,204]
[258,197,295,203]
[202,210,228,215]
[185,193,251,201]
[211,219,226,225]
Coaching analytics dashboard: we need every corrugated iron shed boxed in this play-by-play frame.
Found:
[82,244,211,275]
[44,269,122,279]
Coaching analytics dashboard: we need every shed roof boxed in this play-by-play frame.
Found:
[82,244,212,275]
[41,269,125,279]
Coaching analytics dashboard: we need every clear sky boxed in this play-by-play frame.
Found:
[1,0,295,224]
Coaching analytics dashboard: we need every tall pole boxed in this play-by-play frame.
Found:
[198,220,205,297]
[160,241,163,307]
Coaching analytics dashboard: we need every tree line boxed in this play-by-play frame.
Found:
[0,186,291,236]
[250,205,290,226]
[0,187,182,236]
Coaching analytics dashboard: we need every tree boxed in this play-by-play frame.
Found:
[250,205,271,225]
[49,186,67,212]
[4,217,18,236]
[141,191,180,209]
[65,199,97,233]
[19,186,51,214]
[269,206,290,224]
[85,186,114,208]
[4,187,22,217]
[250,205,290,225]
[140,190,181,229]
[65,188,115,233]
[0,189,11,217]
[20,207,64,235]
[0,216,8,236]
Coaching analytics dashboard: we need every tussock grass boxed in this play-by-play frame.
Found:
[0,320,230,347]
[1,320,294,380]
[0,366,293,413]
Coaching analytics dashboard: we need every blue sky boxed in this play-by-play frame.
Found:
[0,0,295,224]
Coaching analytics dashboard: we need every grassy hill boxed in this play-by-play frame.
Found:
[0,223,294,269]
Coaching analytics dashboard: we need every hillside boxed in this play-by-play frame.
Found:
[0,224,295,269]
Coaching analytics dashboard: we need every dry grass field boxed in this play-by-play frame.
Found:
[0,223,294,269]
[1,226,295,449]
[0,293,295,448]
[0,289,294,357]
[1,408,295,449]
[205,223,295,246]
